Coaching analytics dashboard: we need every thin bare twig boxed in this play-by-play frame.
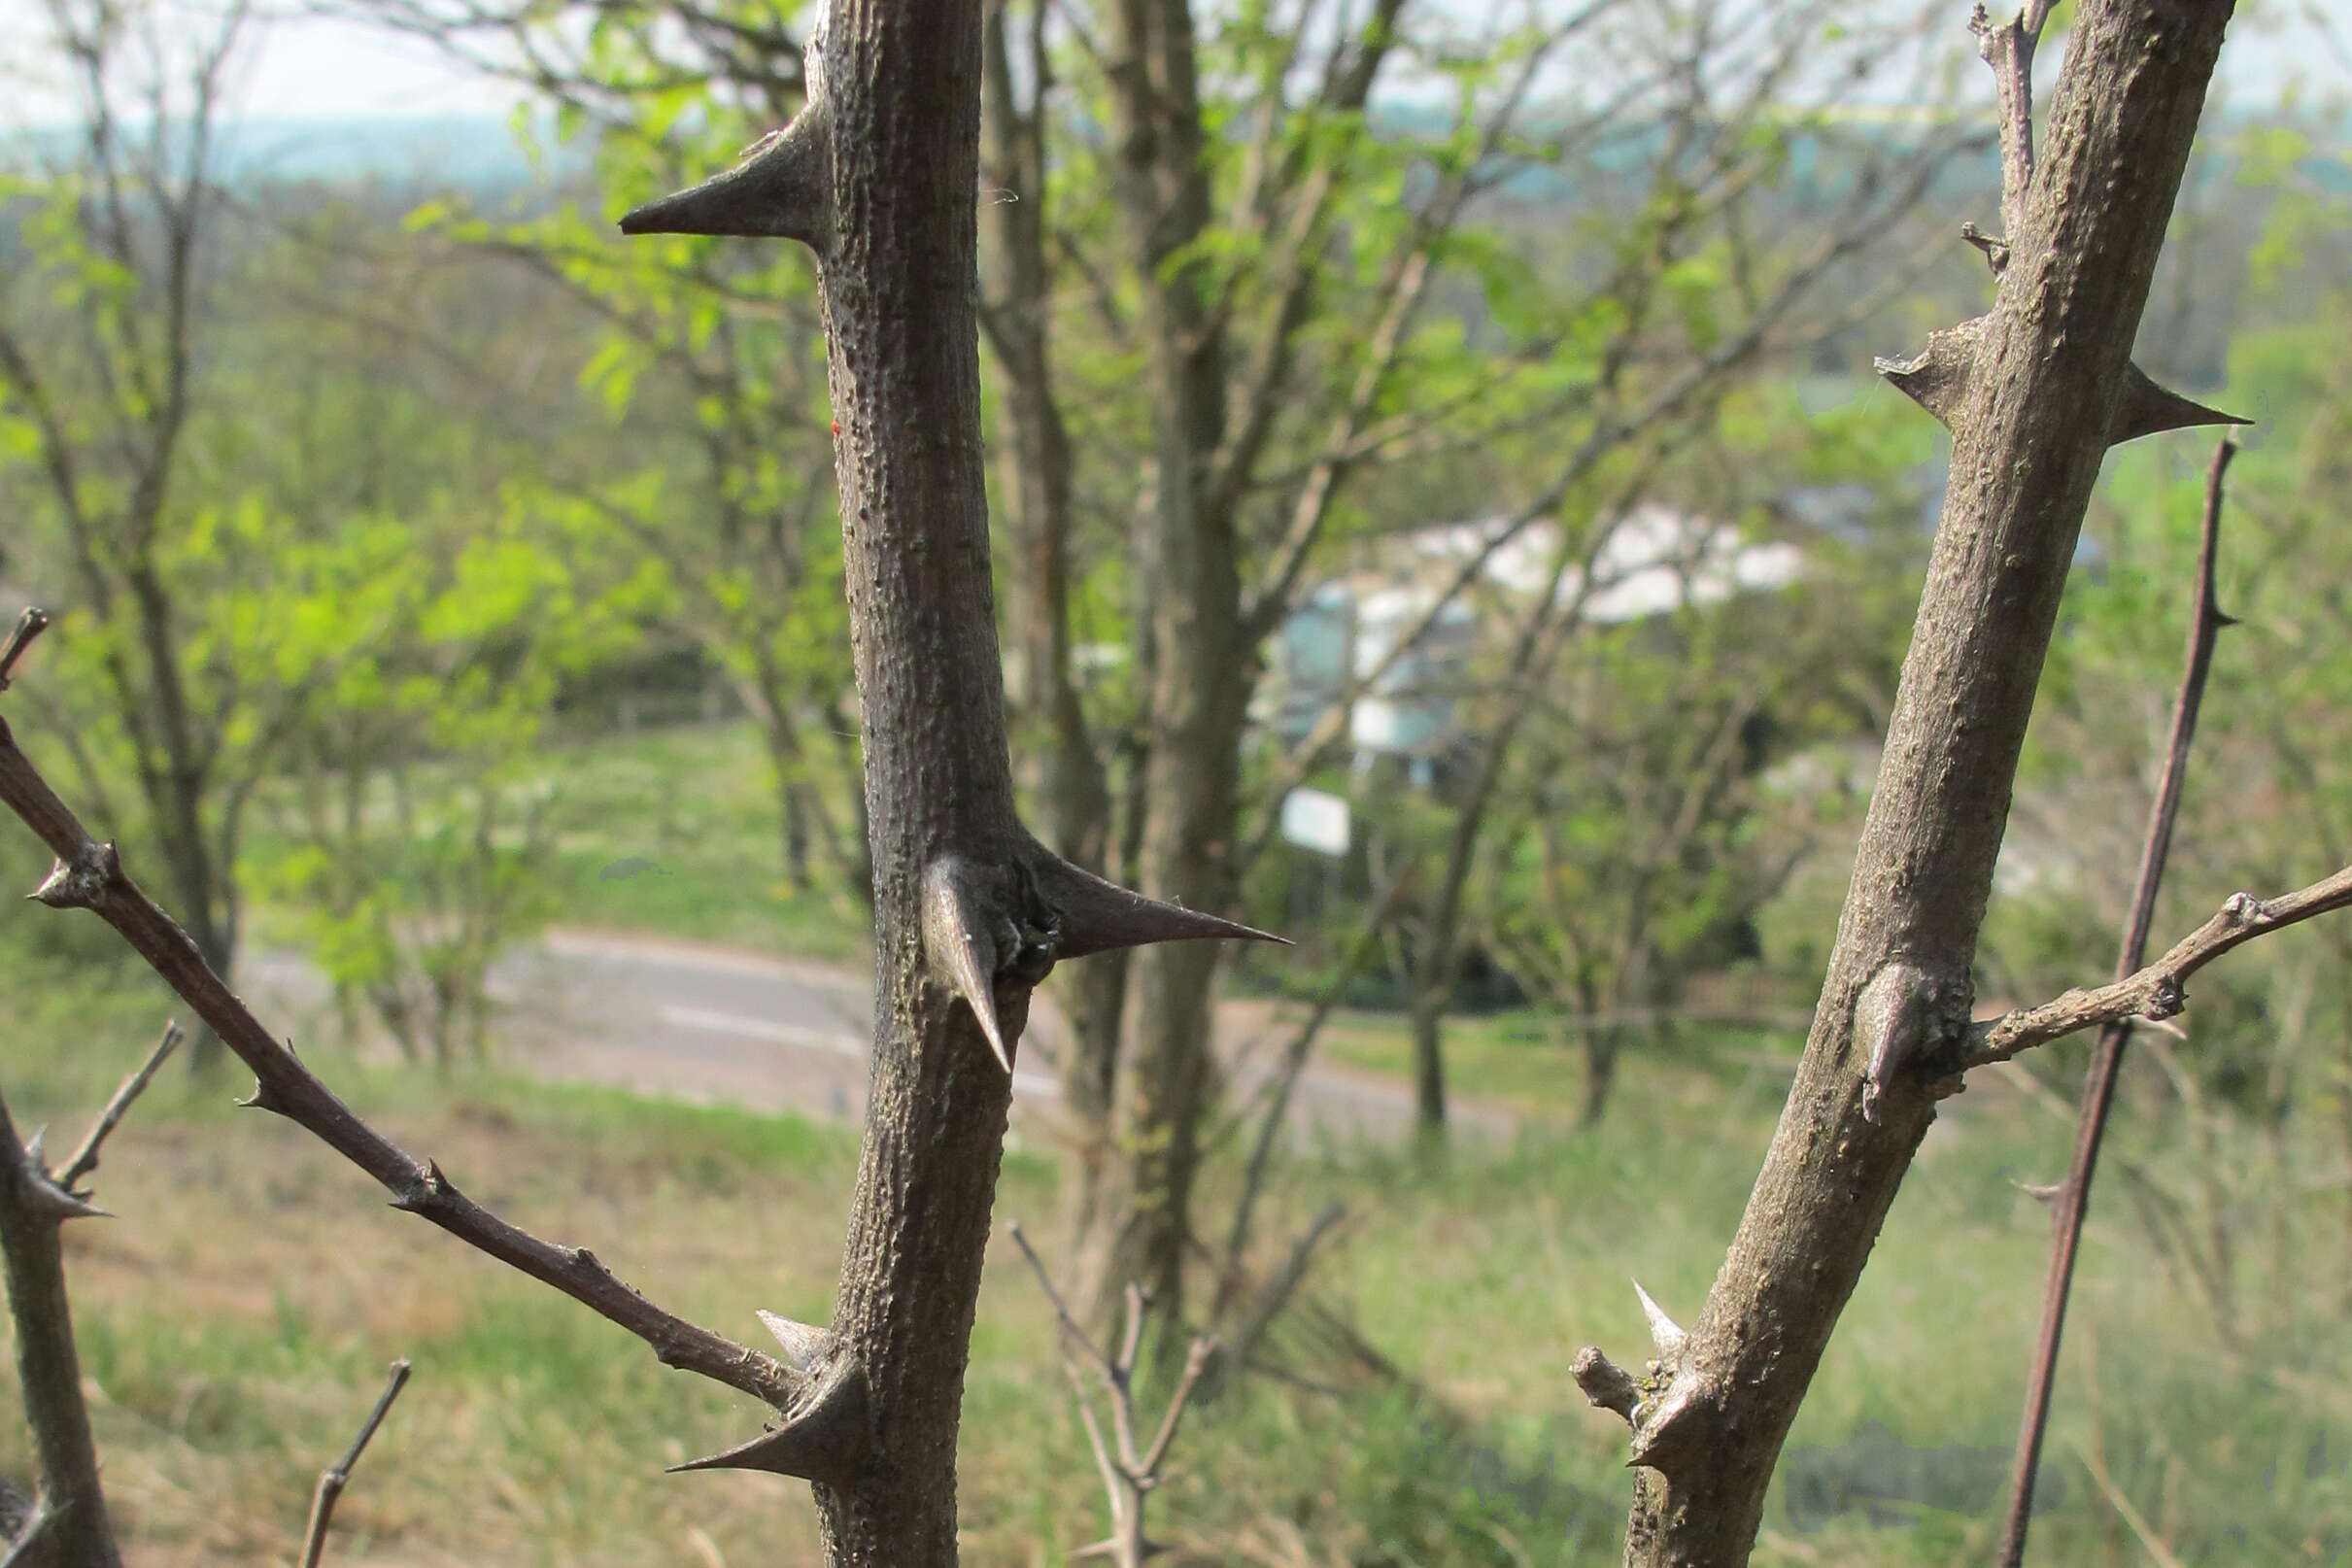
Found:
[0,698,798,1412]
[58,1020,183,1195]
[0,610,48,692]
[299,1358,413,1568]
[1994,437,2234,1567]
[1962,867,2352,1069]
[1007,1223,1217,1568]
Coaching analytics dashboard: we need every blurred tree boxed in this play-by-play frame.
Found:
[0,0,256,1068]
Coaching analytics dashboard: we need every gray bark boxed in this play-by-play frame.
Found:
[619,4,1272,1553]
[0,1095,120,1568]
[1586,4,2237,1562]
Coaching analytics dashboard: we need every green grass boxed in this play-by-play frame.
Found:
[3,929,2344,1566]
[9,732,2349,1565]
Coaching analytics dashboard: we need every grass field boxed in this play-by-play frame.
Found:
[5,721,2349,1564]
[2,943,2346,1566]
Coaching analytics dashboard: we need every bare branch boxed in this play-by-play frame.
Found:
[299,1358,413,1568]
[1010,1222,1218,1568]
[0,710,801,1417]
[1971,0,2060,245]
[1963,869,2352,1069]
[58,1020,182,1196]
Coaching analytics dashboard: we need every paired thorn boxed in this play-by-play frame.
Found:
[921,843,1288,1077]
[1876,315,2248,449]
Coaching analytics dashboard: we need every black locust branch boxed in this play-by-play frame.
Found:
[299,1358,414,1568]
[1877,4,2244,449]
[1009,1222,1215,1568]
[1994,435,2236,1567]
[0,610,802,1420]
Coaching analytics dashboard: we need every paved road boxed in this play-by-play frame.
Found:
[244,928,1519,1147]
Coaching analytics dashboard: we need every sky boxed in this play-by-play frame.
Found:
[0,0,2342,128]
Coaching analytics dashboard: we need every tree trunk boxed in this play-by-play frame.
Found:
[1589,6,2236,1562]
[1409,981,1449,1142]
[1580,1024,1620,1131]
[977,4,1130,1264]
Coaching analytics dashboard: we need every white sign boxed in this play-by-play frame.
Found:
[1279,788,1351,858]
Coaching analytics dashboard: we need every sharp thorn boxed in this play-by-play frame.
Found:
[756,1310,830,1371]
[618,104,833,250]
[921,857,1015,1074]
[2109,361,2249,446]
[1632,1278,1687,1360]
[1024,844,1287,962]
[1874,316,1985,432]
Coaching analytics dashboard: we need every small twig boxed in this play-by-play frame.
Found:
[2068,1437,2189,1568]
[1995,438,2233,1568]
[299,1358,412,1568]
[0,608,48,693]
[1963,869,2352,1068]
[58,1021,183,1196]
[1971,0,2058,247]
[1008,1223,1218,1568]
[1006,1219,1111,1375]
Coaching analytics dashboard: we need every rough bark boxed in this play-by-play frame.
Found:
[1583,5,2237,1563]
[620,4,1273,1556]
[0,1093,121,1568]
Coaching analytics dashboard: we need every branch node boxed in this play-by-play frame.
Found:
[31,840,120,910]
[390,1161,451,1214]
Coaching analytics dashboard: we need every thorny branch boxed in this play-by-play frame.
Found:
[1008,1222,1216,1568]
[1962,869,2352,1070]
[1994,435,2236,1566]
[0,608,801,1416]
[0,1056,127,1565]
[299,1359,414,1568]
